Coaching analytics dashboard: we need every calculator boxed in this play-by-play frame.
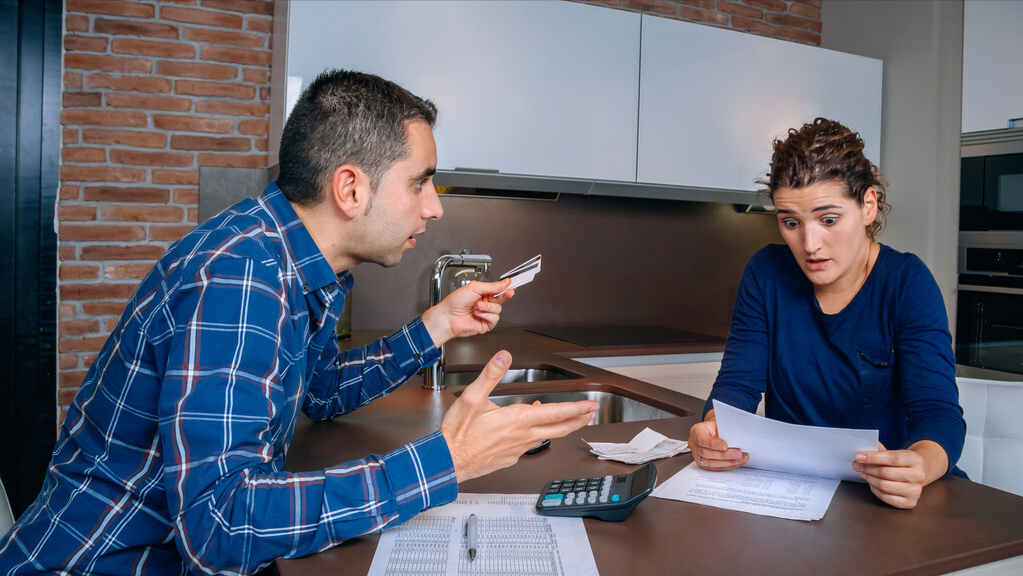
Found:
[534,463,657,522]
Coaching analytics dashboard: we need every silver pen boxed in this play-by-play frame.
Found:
[466,513,478,561]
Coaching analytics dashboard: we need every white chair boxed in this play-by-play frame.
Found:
[0,475,14,537]
[957,376,1023,497]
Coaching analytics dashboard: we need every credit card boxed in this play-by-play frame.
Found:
[495,254,541,296]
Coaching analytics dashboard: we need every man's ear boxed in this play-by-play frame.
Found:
[330,165,366,219]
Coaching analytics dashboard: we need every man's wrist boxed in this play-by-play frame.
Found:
[421,306,451,349]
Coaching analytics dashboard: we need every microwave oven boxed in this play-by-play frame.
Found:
[960,130,1023,231]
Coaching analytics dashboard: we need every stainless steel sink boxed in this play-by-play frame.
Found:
[488,390,680,425]
[442,366,581,387]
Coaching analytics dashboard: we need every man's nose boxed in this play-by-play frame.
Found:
[422,181,443,221]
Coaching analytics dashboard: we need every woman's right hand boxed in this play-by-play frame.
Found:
[688,411,749,471]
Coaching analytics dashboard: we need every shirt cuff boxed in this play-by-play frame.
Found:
[383,431,458,520]
[384,317,441,373]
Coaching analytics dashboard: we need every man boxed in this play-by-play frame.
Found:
[0,69,598,575]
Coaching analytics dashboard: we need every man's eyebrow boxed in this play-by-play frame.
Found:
[412,167,436,181]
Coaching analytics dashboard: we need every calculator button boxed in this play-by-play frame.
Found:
[611,494,621,502]
[541,498,563,508]
[575,491,586,502]
[599,495,609,503]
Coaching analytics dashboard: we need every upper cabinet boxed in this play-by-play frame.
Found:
[279,0,640,183]
[274,1,882,202]
[638,15,883,194]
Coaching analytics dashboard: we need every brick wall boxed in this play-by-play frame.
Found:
[575,0,822,45]
[54,0,821,421]
[58,0,273,421]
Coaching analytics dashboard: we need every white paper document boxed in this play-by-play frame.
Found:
[584,427,690,464]
[713,399,879,482]
[495,254,541,296]
[652,462,840,521]
[367,493,597,576]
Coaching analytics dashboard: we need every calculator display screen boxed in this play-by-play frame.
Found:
[629,466,651,497]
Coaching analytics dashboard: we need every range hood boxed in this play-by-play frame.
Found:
[433,168,762,206]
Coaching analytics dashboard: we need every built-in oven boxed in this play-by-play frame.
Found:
[960,129,1023,231]
[956,242,1023,377]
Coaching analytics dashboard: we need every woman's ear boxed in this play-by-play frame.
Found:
[862,186,879,225]
[330,165,365,219]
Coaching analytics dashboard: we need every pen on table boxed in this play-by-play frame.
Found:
[466,513,478,562]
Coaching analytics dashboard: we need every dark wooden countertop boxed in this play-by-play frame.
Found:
[276,329,1023,576]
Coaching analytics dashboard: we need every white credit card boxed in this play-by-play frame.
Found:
[495,254,541,296]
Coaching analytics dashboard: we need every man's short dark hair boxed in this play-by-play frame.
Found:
[276,69,438,206]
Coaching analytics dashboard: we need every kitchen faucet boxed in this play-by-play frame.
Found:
[424,250,492,390]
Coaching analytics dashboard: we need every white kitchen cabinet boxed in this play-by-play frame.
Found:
[281,0,640,182]
[637,14,883,194]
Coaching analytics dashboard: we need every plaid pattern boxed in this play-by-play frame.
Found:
[0,185,452,576]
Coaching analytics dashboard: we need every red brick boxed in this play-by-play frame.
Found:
[105,263,157,279]
[152,169,200,185]
[106,92,193,112]
[765,12,811,29]
[58,332,119,350]
[60,165,147,182]
[791,0,821,7]
[66,14,90,32]
[112,38,196,59]
[66,0,155,18]
[789,3,820,20]
[65,34,109,52]
[253,137,268,152]
[202,0,274,16]
[237,119,267,135]
[81,244,167,261]
[87,73,173,93]
[678,0,714,8]
[58,371,89,391]
[60,245,77,260]
[197,152,266,168]
[94,17,180,40]
[730,15,777,35]
[242,68,269,84]
[63,128,80,144]
[61,109,148,128]
[63,147,107,163]
[59,318,101,335]
[718,1,763,19]
[65,53,153,74]
[172,188,199,204]
[151,224,196,242]
[83,300,131,315]
[183,27,265,48]
[171,134,250,151]
[110,149,194,167]
[58,205,98,221]
[101,205,185,222]
[83,128,167,148]
[186,207,198,224]
[809,19,822,33]
[742,0,787,12]
[153,114,233,133]
[200,45,271,66]
[161,5,243,28]
[59,224,147,242]
[60,353,79,369]
[60,184,81,201]
[83,186,171,203]
[245,16,273,34]
[776,26,820,45]
[59,264,100,280]
[258,86,269,101]
[679,6,729,26]
[64,71,84,89]
[156,60,238,80]
[63,92,103,108]
[174,79,255,99]
[195,100,268,117]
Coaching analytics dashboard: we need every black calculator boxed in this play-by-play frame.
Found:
[534,463,657,522]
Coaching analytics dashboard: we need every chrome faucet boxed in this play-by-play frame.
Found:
[424,250,492,390]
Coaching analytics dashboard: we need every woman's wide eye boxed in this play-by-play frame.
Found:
[822,216,838,226]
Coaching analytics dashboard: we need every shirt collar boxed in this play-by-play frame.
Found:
[260,182,345,295]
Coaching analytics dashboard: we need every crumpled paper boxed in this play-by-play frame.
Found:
[583,427,690,464]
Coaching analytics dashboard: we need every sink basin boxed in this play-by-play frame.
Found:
[488,390,681,425]
[442,366,581,387]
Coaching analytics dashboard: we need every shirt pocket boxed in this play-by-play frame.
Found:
[855,344,895,408]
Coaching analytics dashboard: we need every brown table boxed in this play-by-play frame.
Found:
[275,329,1023,576]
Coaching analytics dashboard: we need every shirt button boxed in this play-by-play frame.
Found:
[301,284,310,293]
[413,353,422,362]
[325,283,336,293]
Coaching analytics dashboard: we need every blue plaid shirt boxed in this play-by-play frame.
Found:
[0,184,453,576]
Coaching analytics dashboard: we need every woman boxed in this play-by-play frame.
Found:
[689,118,966,510]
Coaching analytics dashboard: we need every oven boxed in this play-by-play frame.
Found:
[956,242,1023,377]
[960,129,1023,231]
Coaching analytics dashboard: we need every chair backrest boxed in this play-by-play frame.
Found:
[0,475,14,537]
[957,376,1023,497]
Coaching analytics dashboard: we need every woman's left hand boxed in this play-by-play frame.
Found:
[852,440,948,510]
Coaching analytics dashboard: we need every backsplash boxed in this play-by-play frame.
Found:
[351,192,781,337]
